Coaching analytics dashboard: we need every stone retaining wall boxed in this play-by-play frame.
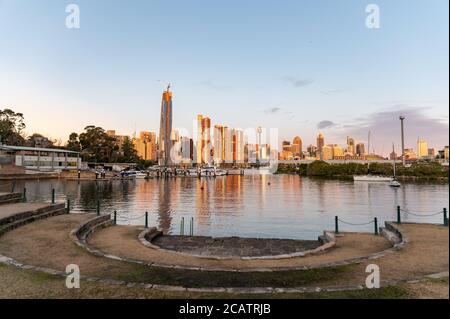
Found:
[137,229,337,261]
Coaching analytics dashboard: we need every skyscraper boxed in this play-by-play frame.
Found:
[158,85,173,166]
[292,136,302,159]
[197,114,211,165]
[346,136,355,155]
[213,125,229,164]
[317,133,324,159]
[417,138,428,158]
[356,143,365,156]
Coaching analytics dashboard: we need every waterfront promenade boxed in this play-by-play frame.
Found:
[0,191,448,298]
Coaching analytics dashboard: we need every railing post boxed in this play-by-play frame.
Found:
[66,199,70,214]
[11,180,16,193]
[113,211,117,225]
[190,217,194,236]
[374,217,378,235]
[444,208,448,226]
[335,216,339,234]
[51,188,55,204]
[23,187,27,202]
[145,211,148,229]
[96,200,100,216]
[397,206,401,224]
[180,217,185,236]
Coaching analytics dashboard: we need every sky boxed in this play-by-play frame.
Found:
[0,0,448,155]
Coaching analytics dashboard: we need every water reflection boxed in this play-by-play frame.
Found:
[15,176,449,240]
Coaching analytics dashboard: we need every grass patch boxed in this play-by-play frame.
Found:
[112,263,353,288]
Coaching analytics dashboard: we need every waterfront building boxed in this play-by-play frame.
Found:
[197,114,211,165]
[0,145,80,171]
[356,143,365,156]
[346,136,355,155]
[307,144,317,157]
[180,136,193,164]
[133,131,157,161]
[417,139,428,158]
[158,85,173,166]
[317,133,324,159]
[322,145,333,160]
[231,129,245,164]
[213,125,230,164]
[330,144,344,158]
[292,136,302,159]
[445,146,449,160]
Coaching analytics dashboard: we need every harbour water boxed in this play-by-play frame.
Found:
[12,175,449,240]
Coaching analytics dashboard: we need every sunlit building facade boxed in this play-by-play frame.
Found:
[197,114,211,165]
[158,86,173,166]
[133,131,157,161]
[417,139,428,158]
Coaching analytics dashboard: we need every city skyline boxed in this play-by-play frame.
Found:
[0,0,448,153]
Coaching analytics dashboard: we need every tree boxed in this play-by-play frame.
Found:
[0,108,26,145]
[26,133,54,148]
[66,132,81,152]
[120,136,139,163]
[78,126,117,162]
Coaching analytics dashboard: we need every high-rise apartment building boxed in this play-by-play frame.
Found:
[133,131,157,161]
[356,143,365,156]
[317,133,324,159]
[322,145,333,160]
[417,139,428,158]
[196,115,211,165]
[292,136,302,159]
[232,129,245,163]
[346,136,355,155]
[158,85,173,166]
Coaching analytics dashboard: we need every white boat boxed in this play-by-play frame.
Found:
[389,179,401,187]
[200,166,227,177]
[389,143,401,187]
[353,131,393,182]
[353,175,393,182]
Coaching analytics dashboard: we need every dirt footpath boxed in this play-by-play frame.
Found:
[89,226,390,270]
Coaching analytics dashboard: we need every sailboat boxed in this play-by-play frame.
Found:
[389,143,401,187]
[353,131,392,182]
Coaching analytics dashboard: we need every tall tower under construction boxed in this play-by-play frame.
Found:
[158,85,173,166]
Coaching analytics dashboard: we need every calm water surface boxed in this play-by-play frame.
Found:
[14,175,449,240]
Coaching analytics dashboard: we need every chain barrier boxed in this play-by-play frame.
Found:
[337,218,375,226]
[400,208,444,217]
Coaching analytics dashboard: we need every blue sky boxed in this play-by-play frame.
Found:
[0,0,448,154]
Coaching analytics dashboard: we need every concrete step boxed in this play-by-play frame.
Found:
[0,207,67,236]
[0,192,23,205]
[380,227,401,245]
[0,203,65,227]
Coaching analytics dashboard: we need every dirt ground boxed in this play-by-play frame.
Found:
[0,263,447,299]
[0,213,448,295]
[89,225,390,270]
